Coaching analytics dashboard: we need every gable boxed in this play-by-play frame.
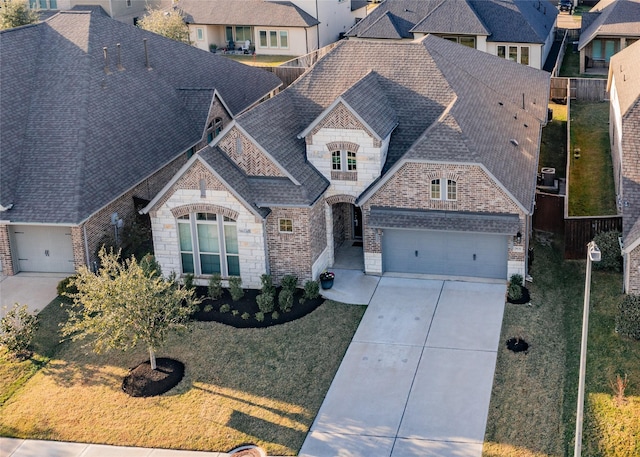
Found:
[217,126,287,177]
[308,102,379,145]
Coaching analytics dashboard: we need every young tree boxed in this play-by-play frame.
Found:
[0,303,38,360]
[61,248,198,370]
[137,9,190,44]
[0,0,39,30]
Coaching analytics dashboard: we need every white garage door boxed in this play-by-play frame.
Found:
[382,229,508,279]
[10,226,75,273]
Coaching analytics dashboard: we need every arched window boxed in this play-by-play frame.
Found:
[430,179,441,200]
[178,212,239,276]
[206,118,224,143]
[447,179,457,200]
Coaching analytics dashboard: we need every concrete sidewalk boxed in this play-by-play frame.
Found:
[300,277,506,456]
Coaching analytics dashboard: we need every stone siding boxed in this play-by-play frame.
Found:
[217,126,285,177]
[0,225,13,275]
[628,244,640,295]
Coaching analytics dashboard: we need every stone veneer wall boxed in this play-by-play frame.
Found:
[149,160,266,289]
[0,225,13,275]
[217,126,286,177]
[363,162,528,278]
[628,244,640,294]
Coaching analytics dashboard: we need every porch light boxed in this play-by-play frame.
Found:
[514,232,522,244]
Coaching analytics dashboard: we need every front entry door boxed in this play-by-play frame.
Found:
[353,206,362,239]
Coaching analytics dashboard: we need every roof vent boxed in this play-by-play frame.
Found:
[144,38,152,70]
[103,47,111,74]
[510,139,519,147]
[498,101,504,106]
[116,43,124,71]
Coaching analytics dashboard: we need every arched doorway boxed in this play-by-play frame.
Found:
[325,195,364,270]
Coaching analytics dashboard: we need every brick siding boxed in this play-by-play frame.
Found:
[217,126,286,177]
[629,245,640,294]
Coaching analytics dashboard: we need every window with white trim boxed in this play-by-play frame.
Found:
[447,179,457,200]
[196,28,204,41]
[178,213,240,276]
[441,35,476,49]
[206,118,223,143]
[430,179,441,200]
[279,218,293,233]
[497,45,530,66]
[331,149,356,171]
[259,30,289,49]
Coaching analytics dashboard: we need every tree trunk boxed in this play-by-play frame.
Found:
[149,346,156,370]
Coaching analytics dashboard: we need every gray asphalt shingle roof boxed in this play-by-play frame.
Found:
[225,36,549,211]
[347,0,557,44]
[578,0,640,51]
[176,0,319,27]
[0,9,281,225]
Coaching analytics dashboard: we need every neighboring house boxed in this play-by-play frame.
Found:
[27,0,164,24]
[345,0,558,70]
[0,8,282,276]
[178,0,357,56]
[578,0,640,74]
[142,36,550,289]
[607,40,640,294]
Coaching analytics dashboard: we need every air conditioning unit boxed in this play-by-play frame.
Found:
[541,167,556,187]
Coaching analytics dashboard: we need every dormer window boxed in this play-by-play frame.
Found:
[206,118,223,143]
[431,178,458,201]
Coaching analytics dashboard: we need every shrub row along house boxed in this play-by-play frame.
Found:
[142,35,550,288]
[345,0,559,70]
[608,40,640,294]
[0,7,282,276]
[1,7,550,288]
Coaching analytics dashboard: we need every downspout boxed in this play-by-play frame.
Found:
[83,225,91,269]
[262,219,270,275]
[305,27,309,54]
[315,0,320,49]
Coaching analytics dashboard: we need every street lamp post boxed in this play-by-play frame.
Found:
[574,240,601,457]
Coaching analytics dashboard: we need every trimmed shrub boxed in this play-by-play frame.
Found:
[508,283,523,301]
[0,303,38,359]
[57,275,78,297]
[616,294,640,340]
[203,304,213,313]
[183,273,195,291]
[219,304,231,314]
[509,274,524,288]
[260,274,276,296]
[281,275,298,293]
[241,312,250,320]
[139,254,162,277]
[255,312,265,322]
[257,292,275,313]
[279,289,294,313]
[302,279,320,303]
[208,273,223,300]
[229,276,244,301]
[271,311,280,320]
[593,231,622,272]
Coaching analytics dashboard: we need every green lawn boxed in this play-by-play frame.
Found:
[568,101,617,216]
[221,54,297,67]
[540,102,568,178]
[483,234,640,457]
[0,299,364,455]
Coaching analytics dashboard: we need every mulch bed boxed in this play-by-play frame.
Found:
[506,337,529,353]
[191,286,325,328]
[507,286,531,304]
[122,357,185,397]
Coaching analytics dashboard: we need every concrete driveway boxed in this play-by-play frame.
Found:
[300,277,506,457]
[0,273,65,317]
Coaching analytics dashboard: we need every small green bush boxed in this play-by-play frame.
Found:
[279,289,294,313]
[229,276,244,301]
[183,273,195,290]
[203,304,213,313]
[593,231,622,272]
[232,310,239,316]
[208,273,223,300]
[255,312,265,322]
[57,275,78,297]
[509,274,523,288]
[219,304,231,313]
[0,303,38,359]
[616,294,640,340]
[281,275,298,292]
[271,311,280,320]
[508,283,523,301]
[140,254,162,277]
[302,279,320,303]
[257,292,275,313]
[241,312,250,320]
[260,274,276,296]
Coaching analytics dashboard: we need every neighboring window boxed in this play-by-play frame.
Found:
[280,31,289,49]
[459,37,475,48]
[259,30,268,48]
[332,150,342,170]
[126,0,131,6]
[591,39,602,59]
[279,218,293,233]
[605,40,616,62]
[520,46,529,66]
[508,46,518,62]
[347,151,357,171]
[431,179,441,200]
[270,31,278,47]
[497,45,506,59]
[39,0,46,7]
[178,212,240,276]
[259,30,288,48]
[235,26,251,43]
[196,28,204,41]
[226,26,233,43]
[447,179,457,200]
[49,0,56,7]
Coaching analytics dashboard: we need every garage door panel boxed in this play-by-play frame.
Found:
[382,229,507,279]
[11,226,75,273]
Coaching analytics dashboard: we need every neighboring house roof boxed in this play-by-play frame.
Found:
[346,0,557,44]
[609,41,640,250]
[0,9,282,225]
[219,36,548,212]
[578,0,640,51]
[176,0,320,27]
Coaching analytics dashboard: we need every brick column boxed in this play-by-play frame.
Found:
[0,224,15,275]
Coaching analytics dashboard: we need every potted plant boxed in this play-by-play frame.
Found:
[209,43,217,53]
[319,271,335,290]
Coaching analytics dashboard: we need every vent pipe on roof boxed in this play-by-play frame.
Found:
[522,93,525,110]
[116,43,124,71]
[144,38,152,70]
[103,47,111,74]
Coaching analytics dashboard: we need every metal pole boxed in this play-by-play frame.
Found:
[574,244,593,457]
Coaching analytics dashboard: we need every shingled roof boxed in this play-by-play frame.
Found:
[176,0,320,27]
[347,0,557,44]
[578,0,640,51]
[0,9,282,225]
[219,36,548,212]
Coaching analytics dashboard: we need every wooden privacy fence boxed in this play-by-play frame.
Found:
[550,77,569,101]
[258,66,305,88]
[533,192,565,233]
[549,77,609,102]
[564,216,622,259]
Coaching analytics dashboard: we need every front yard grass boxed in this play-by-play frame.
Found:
[483,234,640,457]
[0,299,365,455]
[569,101,617,216]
